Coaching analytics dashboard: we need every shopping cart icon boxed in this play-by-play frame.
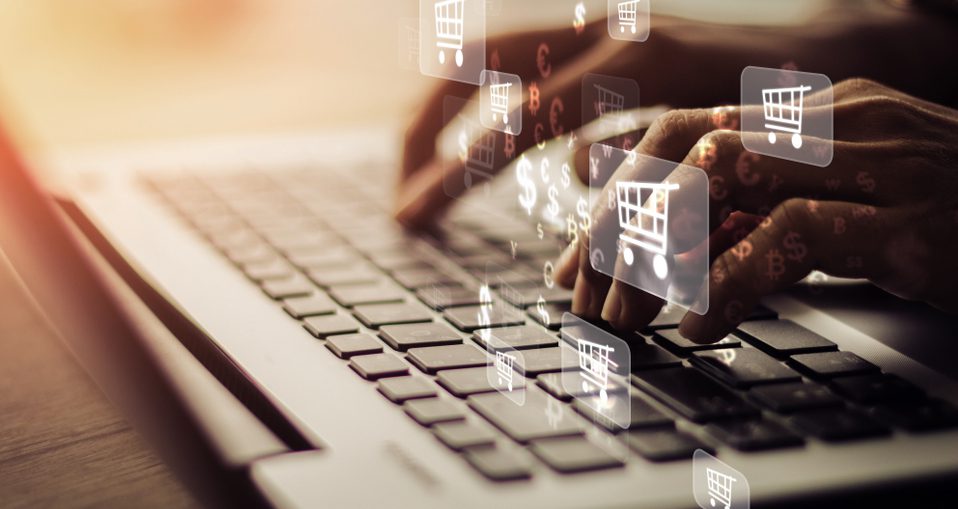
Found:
[616,180,680,280]
[404,25,420,66]
[434,0,465,67]
[762,84,812,149]
[617,0,640,34]
[495,351,516,391]
[706,467,736,509]
[489,82,512,125]
[594,84,625,126]
[464,130,496,188]
[576,338,615,401]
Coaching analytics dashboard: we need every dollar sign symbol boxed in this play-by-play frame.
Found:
[731,239,753,261]
[529,83,540,117]
[536,222,544,239]
[536,43,551,79]
[547,185,559,217]
[457,130,469,163]
[561,163,571,189]
[784,231,807,262]
[549,97,564,137]
[765,249,786,280]
[536,296,550,326]
[736,151,761,186]
[516,157,537,215]
[856,171,876,193]
[576,196,592,232]
[543,261,555,289]
[504,133,515,159]
[573,2,586,34]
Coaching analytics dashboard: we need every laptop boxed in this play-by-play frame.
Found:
[3,108,958,508]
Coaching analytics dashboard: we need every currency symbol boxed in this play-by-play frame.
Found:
[561,163,571,189]
[852,205,876,219]
[572,2,586,34]
[712,263,727,285]
[490,49,501,71]
[807,270,828,295]
[847,256,863,268]
[536,222,544,240]
[536,43,551,79]
[589,157,600,180]
[769,174,784,192]
[601,143,613,158]
[539,158,550,183]
[516,157,537,215]
[709,175,728,200]
[777,61,799,88]
[536,296,550,325]
[825,178,840,191]
[784,231,807,262]
[534,123,546,150]
[608,189,616,210]
[547,185,560,217]
[576,196,592,233]
[590,248,605,268]
[504,133,515,158]
[765,249,786,280]
[529,82,541,117]
[806,200,820,215]
[856,171,876,193]
[457,130,469,164]
[731,239,753,261]
[543,261,555,289]
[695,137,717,170]
[833,217,846,235]
[510,240,518,259]
[549,97,564,137]
[736,151,761,186]
[711,106,739,130]
[723,301,745,326]
[566,213,578,244]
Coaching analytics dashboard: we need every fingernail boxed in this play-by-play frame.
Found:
[601,283,621,323]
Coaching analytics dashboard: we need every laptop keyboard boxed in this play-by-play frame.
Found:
[144,168,958,481]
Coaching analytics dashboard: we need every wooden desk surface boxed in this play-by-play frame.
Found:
[0,262,197,508]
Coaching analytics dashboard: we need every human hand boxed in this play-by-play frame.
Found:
[555,78,958,343]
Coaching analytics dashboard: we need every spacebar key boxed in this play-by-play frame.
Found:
[632,367,759,423]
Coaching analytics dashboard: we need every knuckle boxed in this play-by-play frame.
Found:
[776,198,813,232]
[837,77,885,95]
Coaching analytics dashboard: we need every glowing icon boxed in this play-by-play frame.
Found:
[706,468,737,509]
[617,0,640,34]
[495,351,516,391]
[489,82,512,125]
[594,84,625,127]
[463,131,496,188]
[762,84,812,149]
[434,0,465,67]
[616,180,680,279]
[576,338,614,401]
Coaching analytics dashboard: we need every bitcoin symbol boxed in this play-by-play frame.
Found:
[561,163,571,189]
[534,123,546,150]
[543,261,555,289]
[540,158,550,183]
[572,2,586,34]
[549,97,564,137]
[736,151,761,186]
[547,185,560,217]
[566,213,578,244]
[765,250,786,280]
[856,171,876,193]
[833,217,846,235]
[504,133,515,158]
[516,157,537,215]
[490,49,501,72]
[576,196,592,232]
[457,130,469,163]
[529,82,541,117]
[710,175,728,201]
[731,240,752,261]
[536,43,551,79]
[784,231,807,262]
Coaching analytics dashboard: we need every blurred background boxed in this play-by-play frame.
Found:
[0,0,829,151]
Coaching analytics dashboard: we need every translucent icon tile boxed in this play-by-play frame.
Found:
[485,344,525,406]
[419,0,486,84]
[741,66,833,167]
[559,313,631,430]
[397,18,420,71]
[582,73,640,138]
[607,0,650,42]
[693,449,750,509]
[441,96,502,199]
[480,70,522,135]
[589,144,709,314]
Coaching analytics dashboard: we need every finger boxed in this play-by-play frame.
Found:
[679,198,896,342]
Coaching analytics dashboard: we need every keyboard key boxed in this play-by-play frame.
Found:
[404,398,465,426]
[369,252,432,272]
[416,286,483,310]
[379,322,463,351]
[870,399,958,432]
[536,372,627,402]
[242,258,295,281]
[790,351,880,379]
[529,436,624,473]
[572,393,672,432]
[433,421,498,450]
[631,368,760,423]
[392,268,460,289]
[328,282,407,307]
[736,320,837,358]
[748,382,843,413]
[352,302,433,329]
[437,366,525,398]
[829,374,924,405]
[625,429,712,462]
[500,286,573,308]
[282,293,337,319]
[407,344,489,374]
[224,242,275,265]
[472,326,558,351]
[653,330,741,355]
[307,266,382,287]
[628,342,683,371]
[443,305,526,332]
[261,275,314,299]
[377,376,438,403]
[645,304,777,331]
[514,347,579,377]
[469,391,585,443]
[286,247,355,269]
[705,419,804,451]
[691,348,802,388]
[527,303,568,330]
[349,353,409,380]
[462,448,531,481]
[303,314,360,339]
[787,409,890,441]
[325,333,383,359]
